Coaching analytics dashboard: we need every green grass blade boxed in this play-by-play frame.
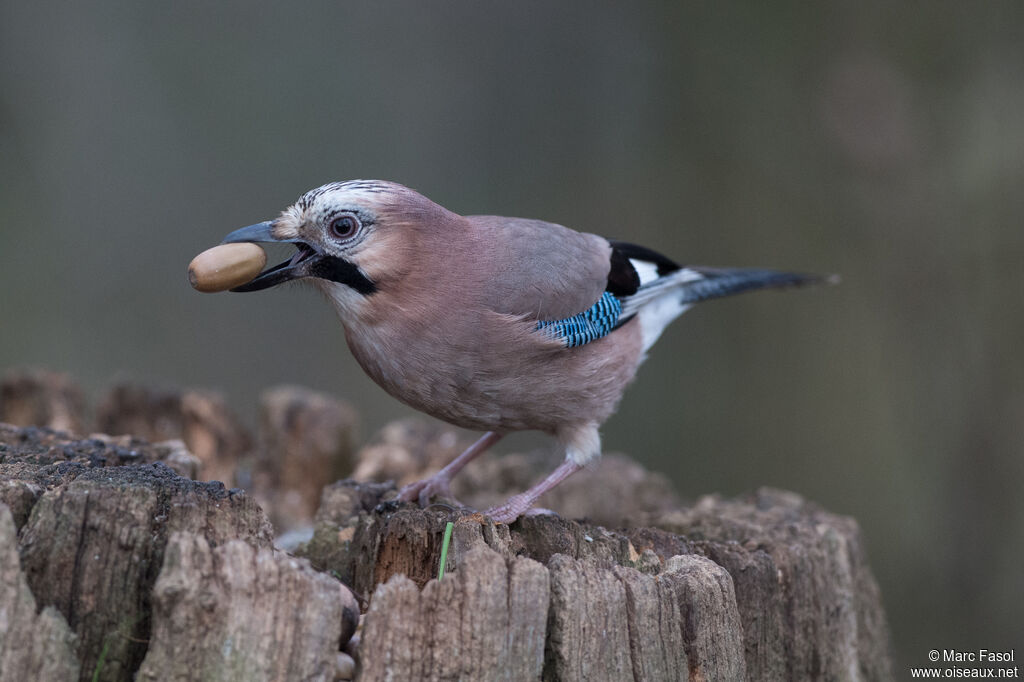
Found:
[438,521,454,580]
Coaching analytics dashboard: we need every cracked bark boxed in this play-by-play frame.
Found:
[1,370,893,681]
[0,504,80,682]
[1,425,273,682]
[303,481,893,682]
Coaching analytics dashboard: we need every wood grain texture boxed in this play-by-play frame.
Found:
[1,382,894,682]
[138,532,355,682]
[1,426,273,682]
[302,481,893,682]
[359,546,549,682]
[545,554,635,680]
[0,504,80,682]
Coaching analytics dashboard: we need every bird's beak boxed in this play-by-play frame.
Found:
[221,221,320,292]
[221,221,377,295]
[222,221,293,245]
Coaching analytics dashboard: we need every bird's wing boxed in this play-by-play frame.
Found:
[458,221,824,351]
[460,219,694,349]
[465,216,616,321]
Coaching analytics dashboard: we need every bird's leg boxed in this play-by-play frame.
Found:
[484,459,583,524]
[397,431,504,507]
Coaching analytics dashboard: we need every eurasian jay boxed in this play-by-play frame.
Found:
[222,180,827,523]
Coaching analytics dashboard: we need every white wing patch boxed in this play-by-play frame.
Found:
[638,297,692,352]
[632,267,705,352]
[629,258,661,287]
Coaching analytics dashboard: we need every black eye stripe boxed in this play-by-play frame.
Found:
[309,256,377,295]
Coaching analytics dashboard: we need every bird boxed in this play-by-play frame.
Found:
[220,180,830,523]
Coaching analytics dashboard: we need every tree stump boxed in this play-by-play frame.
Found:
[0,504,80,681]
[0,421,360,682]
[1,424,273,682]
[1,371,894,681]
[301,482,893,681]
[359,547,549,681]
[137,532,359,682]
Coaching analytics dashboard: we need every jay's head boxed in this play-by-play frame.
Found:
[222,180,455,301]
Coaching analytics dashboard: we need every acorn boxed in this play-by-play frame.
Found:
[188,243,267,293]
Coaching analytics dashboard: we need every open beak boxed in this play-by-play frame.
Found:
[221,221,321,292]
[221,221,377,295]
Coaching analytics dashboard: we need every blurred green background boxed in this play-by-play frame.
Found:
[2,0,1021,672]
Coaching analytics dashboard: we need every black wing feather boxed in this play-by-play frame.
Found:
[605,239,684,330]
[605,246,641,296]
[607,240,682,278]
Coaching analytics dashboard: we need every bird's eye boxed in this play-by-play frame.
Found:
[329,215,360,240]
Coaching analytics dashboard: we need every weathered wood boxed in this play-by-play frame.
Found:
[19,467,273,682]
[96,382,250,485]
[611,563,687,680]
[94,381,360,535]
[1,425,274,682]
[2,380,895,682]
[252,385,359,531]
[301,480,893,681]
[656,489,893,681]
[0,368,87,434]
[359,546,549,682]
[89,433,200,479]
[138,532,358,682]
[349,517,751,682]
[0,504,80,682]
[662,555,747,680]
[303,482,668,599]
[545,554,635,680]
[0,423,199,530]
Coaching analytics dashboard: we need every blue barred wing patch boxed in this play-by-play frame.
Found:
[536,292,622,348]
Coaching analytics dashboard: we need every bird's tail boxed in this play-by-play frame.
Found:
[620,266,836,318]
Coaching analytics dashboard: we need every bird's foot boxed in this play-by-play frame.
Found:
[483,493,533,524]
[484,459,583,524]
[397,474,460,508]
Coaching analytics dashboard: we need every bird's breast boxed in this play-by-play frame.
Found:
[338,310,648,434]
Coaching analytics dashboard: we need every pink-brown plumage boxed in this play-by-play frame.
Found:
[218,179,827,521]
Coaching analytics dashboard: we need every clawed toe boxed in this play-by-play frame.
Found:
[396,481,425,504]
[483,506,517,524]
[397,476,458,507]
[484,493,533,524]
